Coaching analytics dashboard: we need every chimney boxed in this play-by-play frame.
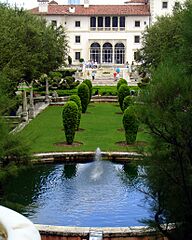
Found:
[38,0,49,13]
[69,6,76,13]
[84,0,89,8]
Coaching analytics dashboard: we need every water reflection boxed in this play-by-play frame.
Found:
[1,162,150,227]
[63,164,77,179]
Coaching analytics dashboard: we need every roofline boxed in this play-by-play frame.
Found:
[33,13,150,16]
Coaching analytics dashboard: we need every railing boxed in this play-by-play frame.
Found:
[90,27,125,31]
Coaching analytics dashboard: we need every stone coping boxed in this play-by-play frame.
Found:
[35,224,157,237]
[33,151,142,164]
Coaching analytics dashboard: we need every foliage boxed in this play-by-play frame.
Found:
[68,95,82,130]
[122,96,134,112]
[0,118,31,166]
[117,78,127,91]
[64,76,79,89]
[79,58,84,63]
[118,84,130,112]
[138,1,192,75]
[0,3,68,92]
[49,71,62,89]
[138,61,192,240]
[58,69,76,78]
[68,56,72,65]
[62,101,78,144]
[123,106,139,144]
[77,83,90,113]
[83,79,92,102]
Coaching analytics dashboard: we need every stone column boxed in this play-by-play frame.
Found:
[22,89,28,121]
[45,78,49,103]
[28,83,35,119]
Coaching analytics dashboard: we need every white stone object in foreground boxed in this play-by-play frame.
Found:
[0,205,41,240]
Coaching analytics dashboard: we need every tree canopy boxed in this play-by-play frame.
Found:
[137,1,192,239]
[0,3,68,102]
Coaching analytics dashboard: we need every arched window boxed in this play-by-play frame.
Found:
[115,43,125,64]
[102,42,113,63]
[90,42,101,63]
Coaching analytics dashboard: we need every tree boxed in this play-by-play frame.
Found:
[62,101,78,144]
[117,78,127,91]
[77,83,90,113]
[0,3,68,95]
[138,62,192,240]
[68,95,82,130]
[118,84,130,112]
[83,79,92,103]
[122,96,134,112]
[123,106,139,144]
[137,2,192,239]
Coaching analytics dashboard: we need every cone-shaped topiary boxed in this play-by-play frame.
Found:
[83,79,92,102]
[62,101,78,144]
[123,106,139,144]
[68,94,82,130]
[118,84,130,111]
[117,78,127,91]
[77,83,90,113]
[122,95,134,112]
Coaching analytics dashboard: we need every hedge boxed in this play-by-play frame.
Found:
[62,101,78,144]
[117,78,127,91]
[77,83,90,113]
[122,96,134,112]
[68,95,82,130]
[122,106,139,144]
[118,84,130,111]
[83,79,92,102]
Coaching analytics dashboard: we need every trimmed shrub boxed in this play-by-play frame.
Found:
[62,101,78,144]
[117,78,127,91]
[77,83,90,113]
[122,96,134,112]
[83,79,92,102]
[68,95,82,130]
[123,106,139,144]
[118,84,130,111]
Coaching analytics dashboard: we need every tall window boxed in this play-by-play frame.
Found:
[75,52,81,60]
[120,17,125,30]
[115,43,125,64]
[90,42,101,63]
[98,17,103,30]
[112,16,118,31]
[90,17,96,30]
[75,36,80,43]
[75,21,80,27]
[102,42,113,63]
[105,17,111,30]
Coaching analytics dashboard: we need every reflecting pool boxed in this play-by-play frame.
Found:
[2,161,150,227]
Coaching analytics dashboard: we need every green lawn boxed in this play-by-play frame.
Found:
[19,103,149,153]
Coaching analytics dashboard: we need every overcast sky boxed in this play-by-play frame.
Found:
[0,0,125,9]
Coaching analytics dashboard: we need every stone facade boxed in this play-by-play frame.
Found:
[31,0,184,65]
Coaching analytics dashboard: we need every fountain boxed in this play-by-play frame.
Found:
[1,149,150,227]
[90,148,104,181]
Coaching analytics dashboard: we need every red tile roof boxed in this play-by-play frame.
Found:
[30,4,150,16]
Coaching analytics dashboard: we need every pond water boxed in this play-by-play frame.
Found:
[2,161,150,227]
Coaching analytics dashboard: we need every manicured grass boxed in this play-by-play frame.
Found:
[18,103,148,153]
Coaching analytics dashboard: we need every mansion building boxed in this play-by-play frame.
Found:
[31,0,184,65]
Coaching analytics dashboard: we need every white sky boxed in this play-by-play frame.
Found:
[0,0,125,10]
